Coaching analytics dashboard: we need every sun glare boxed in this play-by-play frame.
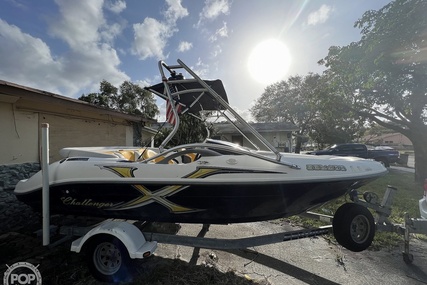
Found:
[247,39,292,85]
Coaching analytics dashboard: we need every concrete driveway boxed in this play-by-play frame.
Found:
[153,221,427,285]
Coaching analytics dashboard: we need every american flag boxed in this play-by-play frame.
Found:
[166,99,182,125]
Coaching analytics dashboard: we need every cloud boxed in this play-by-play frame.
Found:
[132,0,188,60]
[0,1,129,97]
[49,0,105,48]
[197,0,230,26]
[5,0,27,10]
[50,0,125,46]
[105,0,126,14]
[209,21,228,42]
[132,18,171,60]
[177,41,193,52]
[101,22,126,44]
[211,45,222,57]
[163,0,189,24]
[307,4,332,26]
[49,0,129,88]
[192,58,210,78]
[0,19,63,91]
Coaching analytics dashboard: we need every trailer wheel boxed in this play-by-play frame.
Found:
[85,234,134,282]
[333,203,375,252]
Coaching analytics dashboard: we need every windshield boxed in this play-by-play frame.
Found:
[205,138,254,152]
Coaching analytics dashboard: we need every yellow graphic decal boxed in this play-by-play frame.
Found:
[120,184,193,212]
[100,166,275,213]
[185,168,219,178]
[101,166,197,213]
[104,166,137,177]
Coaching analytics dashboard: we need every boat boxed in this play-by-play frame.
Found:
[14,59,387,224]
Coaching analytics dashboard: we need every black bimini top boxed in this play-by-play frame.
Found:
[146,79,229,113]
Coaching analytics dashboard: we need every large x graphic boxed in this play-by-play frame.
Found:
[101,166,207,213]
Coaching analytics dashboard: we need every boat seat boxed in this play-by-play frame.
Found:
[115,150,139,161]
[156,149,220,164]
[181,152,199,163]
[118,148,201,164]
[113,148,163,162]
[139,149,158,160]
[137,149,174,163]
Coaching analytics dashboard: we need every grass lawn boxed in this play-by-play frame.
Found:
[288,169,425,250]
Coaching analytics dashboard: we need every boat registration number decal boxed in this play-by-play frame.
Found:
[306,164,347,171]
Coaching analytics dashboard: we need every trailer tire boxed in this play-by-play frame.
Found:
[85,234,134,283]
[333,203,375,252]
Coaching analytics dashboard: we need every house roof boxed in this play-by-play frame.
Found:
[214,122,298,134]
[0,79,156,124]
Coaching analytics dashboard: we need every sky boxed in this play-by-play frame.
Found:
[0,0,392,121]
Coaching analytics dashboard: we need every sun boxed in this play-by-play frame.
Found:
[247,39,292,85]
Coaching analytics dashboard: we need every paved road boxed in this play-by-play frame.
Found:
[392,153,415,172]
[391,165,415,173]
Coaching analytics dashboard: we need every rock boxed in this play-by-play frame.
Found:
[0,190,41,234]
[0,162,40,190]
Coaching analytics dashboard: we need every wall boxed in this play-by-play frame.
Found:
[39,113,130,162]
[0,102,39,164]
[0,103,134,190]
[1,102,134,164]
[380,133,412,146]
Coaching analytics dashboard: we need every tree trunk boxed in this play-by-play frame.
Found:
[404,125,427,185]
[294,136,302,154]
[373,119,427,186]
[413,139,427,185]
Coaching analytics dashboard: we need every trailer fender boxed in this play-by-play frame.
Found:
[70,220,157,259]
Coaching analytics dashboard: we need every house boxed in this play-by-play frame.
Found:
[0,80,157,189]
[364,132,412,149]
[212,122,298,151]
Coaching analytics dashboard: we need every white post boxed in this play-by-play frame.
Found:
[41,123,50,246]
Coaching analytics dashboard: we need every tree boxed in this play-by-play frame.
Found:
[308,77,366,147]
[251,74,320,153]
[309,116,365,148]
[319,0,427,183]
[79,80,159,118]
[79,80,117,109]
[251,74,364,152]
[154,114,209,147]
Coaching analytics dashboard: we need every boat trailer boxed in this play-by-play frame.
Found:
[304,184,427,264]
[352,184,427,264]
[54,218,334,282]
